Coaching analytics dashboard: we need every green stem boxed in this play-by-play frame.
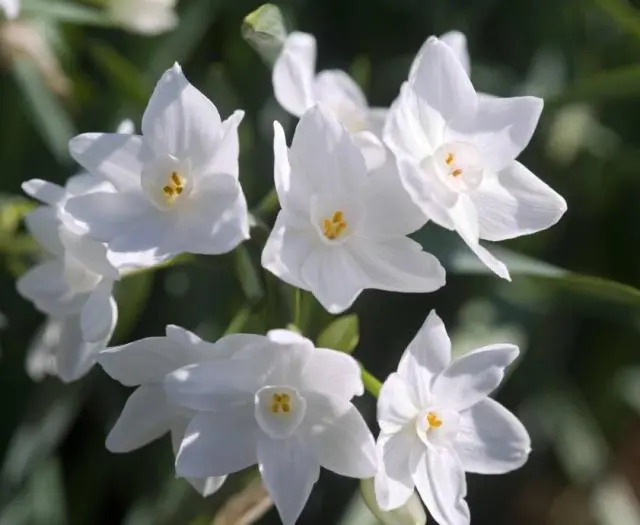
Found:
[360,366,382,398]
[293,287,302,329]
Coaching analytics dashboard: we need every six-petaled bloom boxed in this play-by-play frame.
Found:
[374,310,531,525]
[385,36,567,279]
[63,62,249,269]
[262,104,446,314]
[165,329,377,525]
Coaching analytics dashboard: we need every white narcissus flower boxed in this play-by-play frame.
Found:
[261,105,446,314]
[0,0,19,19]
[165,329,377,525]
[108,0,178,36]
[385,37,567,279]
[374,310,531,525]
[273,31,387,167]
[18,174,120,346]
[97,325,250,497]
[64,63,249,269]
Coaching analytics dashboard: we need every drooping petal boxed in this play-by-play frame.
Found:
[472,161,567,241]
[432,344,520,411]
[201,110,244,178]
[98,335,198,386]
[299,243,365,314]
[175,409,257,478]
[272,31,317,117]
[377,373,420,433]
[411,445,470,525]
[298,347,364,400]
[68,133,147,192]
[374,430,417,511]
[106,384,171,452]
[446,96,543,172]
[439,31,470,76]
[257,434,320,525]
[22,179,66,206]
[23,207,65,257]
[303,393,377,478]
[80,280,117,343]
[410,37,478,136]
[261,211,316,290]
[397,310,451,408]
[454,398,531,474]
[350,236,446,294]
[16,259,69,300]
[141,63,223,168]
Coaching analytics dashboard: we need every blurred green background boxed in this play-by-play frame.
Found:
[3,0,640,524]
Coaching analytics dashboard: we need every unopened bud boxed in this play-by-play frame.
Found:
[241,4,288,67]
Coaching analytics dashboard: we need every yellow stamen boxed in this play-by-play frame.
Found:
[452,168,463,177]
[445,152,454,165]
[163,171,186,203]
[427,411,443,429]
[322,210,348,240]
[270,392,292,414]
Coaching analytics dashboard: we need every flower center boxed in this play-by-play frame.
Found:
[162,171,186,204]
[416,407,460,448]
[255,385,306,439]
[322,210,348,240]
[270,392,291,414]
[444,152,463,178]
[426,411,443,428]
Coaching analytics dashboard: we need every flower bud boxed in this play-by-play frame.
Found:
[360,478,427,525]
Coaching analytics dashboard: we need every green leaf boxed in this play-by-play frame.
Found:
[234,245,264,304]
[12,58,76,162]
[317,314,359,353]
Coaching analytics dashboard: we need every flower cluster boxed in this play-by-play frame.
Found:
[16,26,566,525]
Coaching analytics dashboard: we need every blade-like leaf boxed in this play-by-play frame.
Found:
[317,314,359,354]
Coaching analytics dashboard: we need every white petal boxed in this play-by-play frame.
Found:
[303,393,377,478]
[65,173,116,196]
[22,179,66,206]
[64,192,153,243]
[374,430,417,511]
[17,259,68,301]
[99,336,198,386]
[176,409,257,478]
[58,227,120,280]
[411,446,470,525]
[24,207,64,257]
[290,104,369,197]
[106,384,170,452]
[300,243,365,314]
[142,63,223,170]
[80,280,117,343]
[350,237,446,294]
[353,131,387,171]
[261,211,315,290]
[54,315,101,382]
[298,347,364,400]
[454,398,531,474]
[257,434,319,525]
[68,133,147,192]
[313,70,369,133]
[410,37,478,132]
[272,121,304,215]
[446,96,543,172]
[116,119,135,134]
[377,373,420,433]
[432,344,520,411]
[0,0,20,19]
[440,31,470,76]
[202,110,244,178]
[397,310,451,407]
[25,319,62,381]
[472,161,567,241]
[272,31,316,117]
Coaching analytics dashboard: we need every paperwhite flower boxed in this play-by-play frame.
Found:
[385,37,567,279]
[165,329,377,525]
[273,31,387,166]
[374,310,531,525]
[0,0,19,20]
[97,325,247,496]
[108,0,178,35]
[64,63,249,269]
[18,174,120,345]
[262,105,445,314]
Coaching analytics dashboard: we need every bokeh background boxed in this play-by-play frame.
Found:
[2,0,640,524]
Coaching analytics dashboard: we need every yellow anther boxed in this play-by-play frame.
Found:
[322,210,348,240]
[427,411,443,429]
[445,152,454,165]
[451,168,463,177]
[163,171,186,203]
[270,392,292,414]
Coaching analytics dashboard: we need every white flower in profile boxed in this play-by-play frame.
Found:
[385,37,567,279]
[18,174,120,346]
[262,105,446,314]
[374,310,531,525]
[0,0,19,19]
[165,329,377,525]
[273,31,387,166]
[97,325,250,497]
[108,0,178,36]
[64,63,249,269]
